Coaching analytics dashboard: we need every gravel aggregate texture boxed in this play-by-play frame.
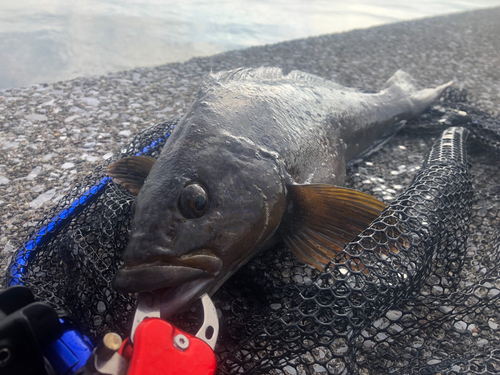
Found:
[1,6,500,278]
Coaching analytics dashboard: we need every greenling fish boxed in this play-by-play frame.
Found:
[107,67,451,317]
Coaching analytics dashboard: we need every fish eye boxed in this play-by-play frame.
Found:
[178,183,209,219]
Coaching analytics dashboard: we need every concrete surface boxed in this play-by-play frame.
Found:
[1,6,500,276]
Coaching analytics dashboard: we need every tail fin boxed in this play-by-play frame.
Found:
[382,70,420,93]
[382,70,453,115]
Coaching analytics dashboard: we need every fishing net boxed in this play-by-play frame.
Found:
[6,88,500,374]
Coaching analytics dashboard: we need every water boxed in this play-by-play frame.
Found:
[0,0,499,89]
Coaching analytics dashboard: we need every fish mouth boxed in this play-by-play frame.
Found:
[112,253,222,294]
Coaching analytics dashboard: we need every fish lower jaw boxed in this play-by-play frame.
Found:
[122,252,223,275]
[111,264,214,293]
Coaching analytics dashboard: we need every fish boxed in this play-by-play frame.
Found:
[106,67,452,317]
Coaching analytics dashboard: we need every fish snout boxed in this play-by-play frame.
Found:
[132,222,178,243]
[120,225,223,277]
[123,226,180,266]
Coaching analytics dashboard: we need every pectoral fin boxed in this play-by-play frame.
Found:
[281,184,386,270]
[106,155,156,194]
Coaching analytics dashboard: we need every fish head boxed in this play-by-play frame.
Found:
[111,123,287,317]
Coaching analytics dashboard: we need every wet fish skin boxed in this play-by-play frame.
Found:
[108,67,452,317]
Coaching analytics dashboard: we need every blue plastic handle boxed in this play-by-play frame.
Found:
[44,319,94,375]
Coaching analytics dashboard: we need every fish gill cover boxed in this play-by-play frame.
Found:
[6,88,500,374]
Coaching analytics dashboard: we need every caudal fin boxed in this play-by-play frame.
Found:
[382,70,453,115]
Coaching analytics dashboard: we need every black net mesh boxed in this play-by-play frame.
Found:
[6,88,500,374]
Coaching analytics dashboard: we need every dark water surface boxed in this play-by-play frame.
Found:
[1,0,499,89]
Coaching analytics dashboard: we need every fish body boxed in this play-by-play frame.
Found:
[107,67,451,317]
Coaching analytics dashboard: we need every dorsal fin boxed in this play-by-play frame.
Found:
[286,70,326,84]
[208,67,360,94]
[211,67,285,83]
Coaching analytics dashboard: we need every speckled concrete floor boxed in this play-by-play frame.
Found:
[1,7,499,277]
